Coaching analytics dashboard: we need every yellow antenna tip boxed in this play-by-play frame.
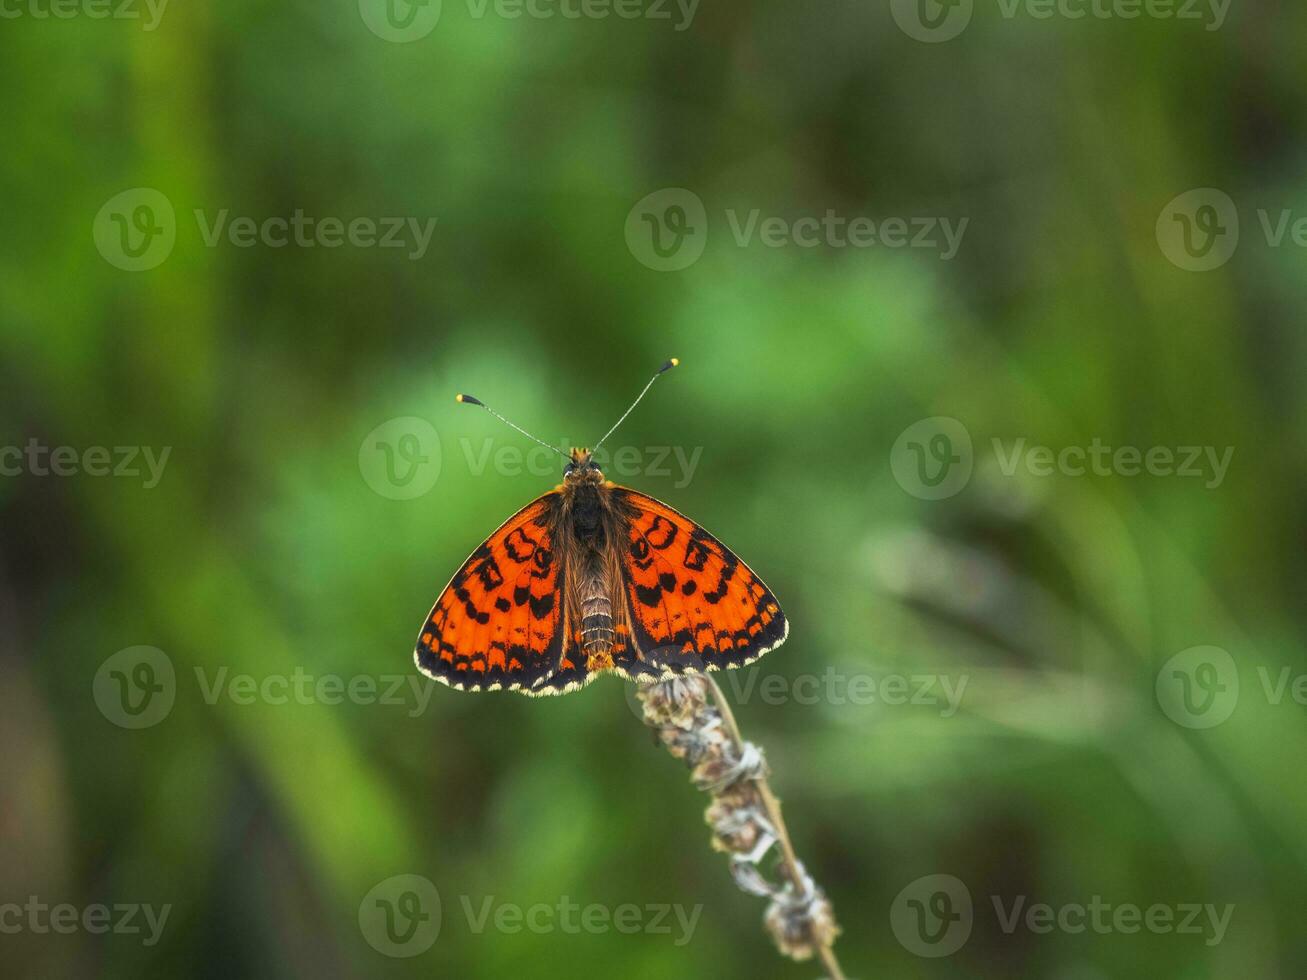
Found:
[670,357,679,367]
[455,394,465,403]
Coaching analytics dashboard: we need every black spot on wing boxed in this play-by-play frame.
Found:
[646,515,678,549]
[703,553,737,604]
[684,536,710,571]
[529,591,555,619]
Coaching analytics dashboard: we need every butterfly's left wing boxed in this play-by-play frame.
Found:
[415,491,590,695]
[612,487,788,679]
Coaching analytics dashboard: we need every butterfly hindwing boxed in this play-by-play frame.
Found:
[414,492,590,695]
[613,487,788,677]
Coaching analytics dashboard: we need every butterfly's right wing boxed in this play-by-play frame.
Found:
[611,487,788,679]
[415,492,589,695]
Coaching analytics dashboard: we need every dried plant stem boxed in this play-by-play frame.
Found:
[707,677,801,867]
[706,677,849,980]
[635,674,847,979]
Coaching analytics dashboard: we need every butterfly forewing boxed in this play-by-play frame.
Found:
[612,487,788,678]
[414,492,590,695]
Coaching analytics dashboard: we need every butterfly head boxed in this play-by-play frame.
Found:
[563,447,603,483]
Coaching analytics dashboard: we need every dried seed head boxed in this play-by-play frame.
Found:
[705,786,767,855]
[763,867,840,962]
[636,675,709,729]
[692,738,766,793]
[656,712,722,762]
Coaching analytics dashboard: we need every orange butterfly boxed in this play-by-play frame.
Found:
[414,359,788,696]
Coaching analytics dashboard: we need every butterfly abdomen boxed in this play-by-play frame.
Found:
[580,590,615,659]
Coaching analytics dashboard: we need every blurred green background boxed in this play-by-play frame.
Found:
[2,1,1305,977]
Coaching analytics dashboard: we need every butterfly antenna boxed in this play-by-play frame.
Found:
[455,393,568,459]
[592,358,679,452]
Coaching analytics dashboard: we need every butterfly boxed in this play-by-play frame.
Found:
[414,359,789,696]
